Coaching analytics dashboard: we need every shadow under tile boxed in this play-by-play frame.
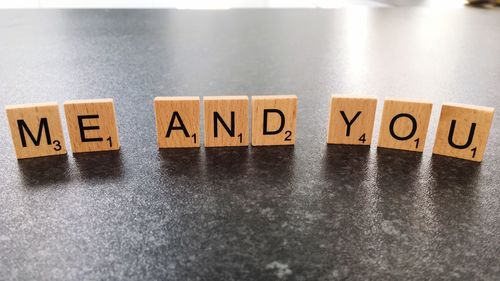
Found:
[73,150,124,182]
[249,146,296,184]
[321,144,371,185]
[375,147,423,189]
[17,154,71,187]
[204,146,251,179]
[158,148,203,178]
[429,154,482,190]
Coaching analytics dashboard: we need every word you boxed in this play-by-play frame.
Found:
[5,95,494,162]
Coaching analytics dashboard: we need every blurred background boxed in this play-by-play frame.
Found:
[1,0,498,9]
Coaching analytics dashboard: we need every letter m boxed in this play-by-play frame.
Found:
[17,118,52,147]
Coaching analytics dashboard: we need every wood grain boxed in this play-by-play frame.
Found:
[154,96,200,148]
[204,96,249,147]
[377,98,432,152]
[432,103,494,162]
[251,95,297,146]
[5,102,67,159]
[64,99,120,153]
[327,95,377,145]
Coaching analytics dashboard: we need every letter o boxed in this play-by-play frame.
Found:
[389,113,417,141]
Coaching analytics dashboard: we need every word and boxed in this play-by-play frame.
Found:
[5,95,494,162]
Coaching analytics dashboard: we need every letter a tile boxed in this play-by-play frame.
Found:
[64,99,120,153]
[433,103,494,162]
[204,96,248,147]
[327,95,377,145]
[378,98,432,152]
[5,102,67,159]
[252,95,297,146]
[154,97,200,148]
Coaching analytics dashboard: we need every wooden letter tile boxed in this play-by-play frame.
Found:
[378,98,432,152]
[204,96,249,147]
[433,103,494,162]
[154,96,200,148]
[327,95,377,145]
[251,95,297,146]
[64,99,120,153]
[5,102,67,159]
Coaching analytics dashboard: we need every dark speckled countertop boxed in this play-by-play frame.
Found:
[0,9,499,281]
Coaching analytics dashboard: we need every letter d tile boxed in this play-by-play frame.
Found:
[251,95,297,146]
